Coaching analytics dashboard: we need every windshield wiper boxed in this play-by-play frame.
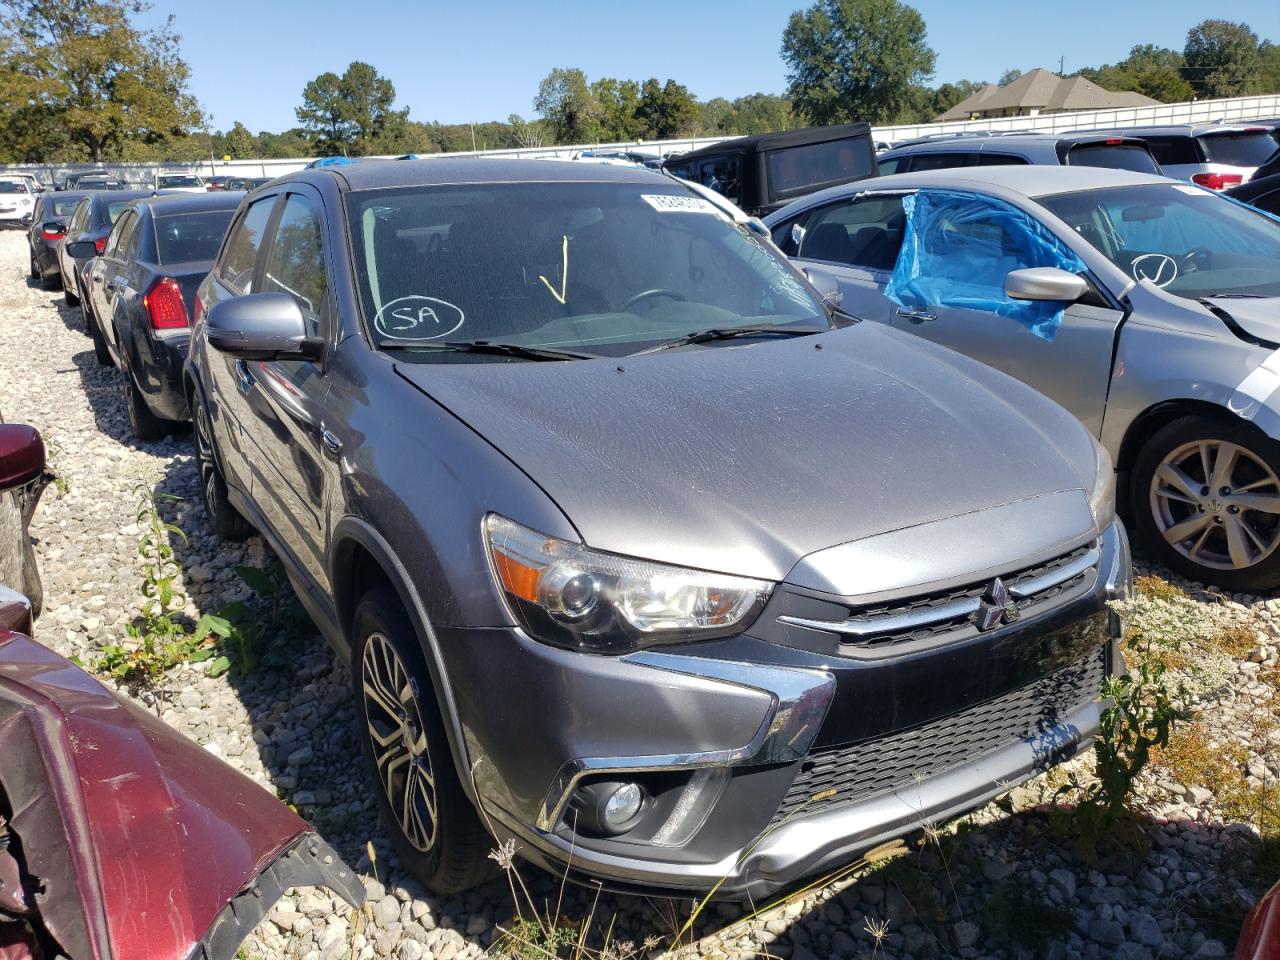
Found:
[380,339,596,361]
[1204,293,1266,299]
[632,323,826,356]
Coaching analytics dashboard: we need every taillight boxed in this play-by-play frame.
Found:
[94,236,106,254]
[1192,172,1243,190]
[142,277,189,331]
[41,227,62,241]
[1105,138,1123,145]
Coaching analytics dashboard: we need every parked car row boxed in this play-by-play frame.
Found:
[22,138,1280,905]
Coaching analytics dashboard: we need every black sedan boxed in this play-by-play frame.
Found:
[26,192,92,290]
[56,190,154,307]
[1227,172,1280,217]
[76,191,242,440]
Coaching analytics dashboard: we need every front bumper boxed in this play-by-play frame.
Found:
[446,521,1130,899]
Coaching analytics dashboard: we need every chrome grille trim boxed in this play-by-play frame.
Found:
[778,543,1099,643]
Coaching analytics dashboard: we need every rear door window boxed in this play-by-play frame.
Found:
[1064,143,1162,174]
[156,210,237,265]
[1199,132,1278,167]
[219,195,276,293]
[799,194,907,272]
[974,153,1029,167]
[67,200,91,235]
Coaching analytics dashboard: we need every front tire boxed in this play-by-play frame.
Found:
[1131,413,1280,592]
[192,393,250,541]
[353,586,493,895]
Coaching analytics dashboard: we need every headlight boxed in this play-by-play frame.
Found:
[1089,440,1116,532]
[484,515,771,654]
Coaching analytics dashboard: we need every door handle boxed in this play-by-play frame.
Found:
[92,274,103,284]
[895,308,937,323]
[321,429,343,457]
[106,278,123,292]
[233,359,254,395]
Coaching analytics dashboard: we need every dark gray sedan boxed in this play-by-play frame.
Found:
[185,158,1128,899]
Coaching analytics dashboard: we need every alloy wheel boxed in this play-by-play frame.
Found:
[361,632,438,853]
[194,405,220,524]
[1149,438,1280,571]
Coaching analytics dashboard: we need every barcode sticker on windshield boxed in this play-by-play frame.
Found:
[642,194,719,214]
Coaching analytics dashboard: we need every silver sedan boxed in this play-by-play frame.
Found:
[766,166,1280,591]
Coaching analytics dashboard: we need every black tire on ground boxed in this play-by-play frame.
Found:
[192,393,250,541]
[28,250,38,280]
[1130,413,1280,592]
[353,585,495,895]
[39,269,59,291]
[64,282,79,306]
[124,374,170,441]
[88,310,113,366]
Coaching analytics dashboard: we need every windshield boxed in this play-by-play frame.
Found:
[346,182,827,361]
[0,182,28,194]
[1065,143,1161,175]
[159,175,202,188]
[155,210,235,264]
[1199,132,1277,168]
[1040,183,1280,298]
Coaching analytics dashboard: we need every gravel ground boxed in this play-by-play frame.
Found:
[0,229,1275,960]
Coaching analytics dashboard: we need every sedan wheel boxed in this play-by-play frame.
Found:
[361,631,438,853]
[1133,414,1280,591]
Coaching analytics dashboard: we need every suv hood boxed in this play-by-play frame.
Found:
[395,323,1099,583]
[1201,296,1280,345]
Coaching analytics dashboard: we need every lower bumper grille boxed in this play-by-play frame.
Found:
[768,648,1107,827]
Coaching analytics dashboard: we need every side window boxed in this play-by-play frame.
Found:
[126,212,148,261]
[220,196,276,293]
[771,214,807,256]
[696,157,741,204]
[1144,136,1200,166]
[976,153,1029,167]
[665,163,694,181]
[106,211,135,259]
[798,195,907,272]
[68,200,91,234]
[877,156,904,175]
[261,194,329,336]
[1252,190,1280,217]
[907,152,977,172]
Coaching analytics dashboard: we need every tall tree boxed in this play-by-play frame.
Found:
[781,0,936,125]
[533,67,600,144]
[1,0,203,161]
[1183,20,1263,98]
[225,120,255,158]
[634,78,699,139]
[591,77,642,141]
[998,68,1022,86]
[1261,41,1280,95]
[296,61,407,155]
[1080,45,1194,102]
[507,113,546,149]
[731,93,793,134]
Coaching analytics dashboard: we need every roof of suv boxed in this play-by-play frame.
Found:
[1079,123,1267,137]
[309,156,677,192]
[886,131,1143,153]
[134,190,245,216]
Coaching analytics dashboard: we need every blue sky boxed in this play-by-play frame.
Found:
[147,1,1280,132]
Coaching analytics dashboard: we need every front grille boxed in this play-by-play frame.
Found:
[767,648,1107,827]
[779,541,1098,651]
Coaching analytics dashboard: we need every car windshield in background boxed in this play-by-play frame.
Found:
[1040,183,1280,299]
[107,201,132,222]
[51,198,82,216]
[346,183,828,361]
[768,140,874,199]
[0,182,28,194]
[159,175,201,188]
[1199,132,1278,167]
[155,210,235,263]
[1065,143,1161,175]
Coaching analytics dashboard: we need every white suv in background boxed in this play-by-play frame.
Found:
[1079,123,1278,190]
[154,170,207,194]
[0,178,36,226]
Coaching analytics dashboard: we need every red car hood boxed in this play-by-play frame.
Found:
[0,631,362,960]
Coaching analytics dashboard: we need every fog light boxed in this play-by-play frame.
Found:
[569,780,647,836]
[603,782,643,828]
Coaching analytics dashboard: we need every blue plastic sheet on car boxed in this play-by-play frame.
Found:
[885,189,1088,342]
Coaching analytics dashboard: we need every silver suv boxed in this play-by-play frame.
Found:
[877,132,1161,176]
[1078,123,1278,190]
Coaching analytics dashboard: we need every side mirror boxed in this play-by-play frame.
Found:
[19,214,31,227]
[1005,267,1090,303]
[206,292,322,361]
[803,267,844,307]
[65,240,98,259]
[0,424,46,492]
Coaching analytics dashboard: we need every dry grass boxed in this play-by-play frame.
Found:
[1153,721,1280,838]
[1209,623,1261,660]
[1134,575,1188,603]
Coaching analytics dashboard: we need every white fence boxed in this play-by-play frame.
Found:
[3,92,1278,186]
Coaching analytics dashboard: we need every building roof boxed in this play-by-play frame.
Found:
[936,68,1159,121]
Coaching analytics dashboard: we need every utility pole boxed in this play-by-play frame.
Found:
[1059,56,1066,76]
[470,123,477,152]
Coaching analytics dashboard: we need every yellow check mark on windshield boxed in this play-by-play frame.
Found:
[538,235,569,305]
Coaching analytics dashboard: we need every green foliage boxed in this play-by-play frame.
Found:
[210,560,313,673]
[0,0,203,162]
[998,68,1023,86]
[634,78,699,139]
[591,78,643,141]
[1184,19,1264,97]
[533,67,601,144]
[295,60,409,156]
[92,486,224,686]
[781,0,937,125]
